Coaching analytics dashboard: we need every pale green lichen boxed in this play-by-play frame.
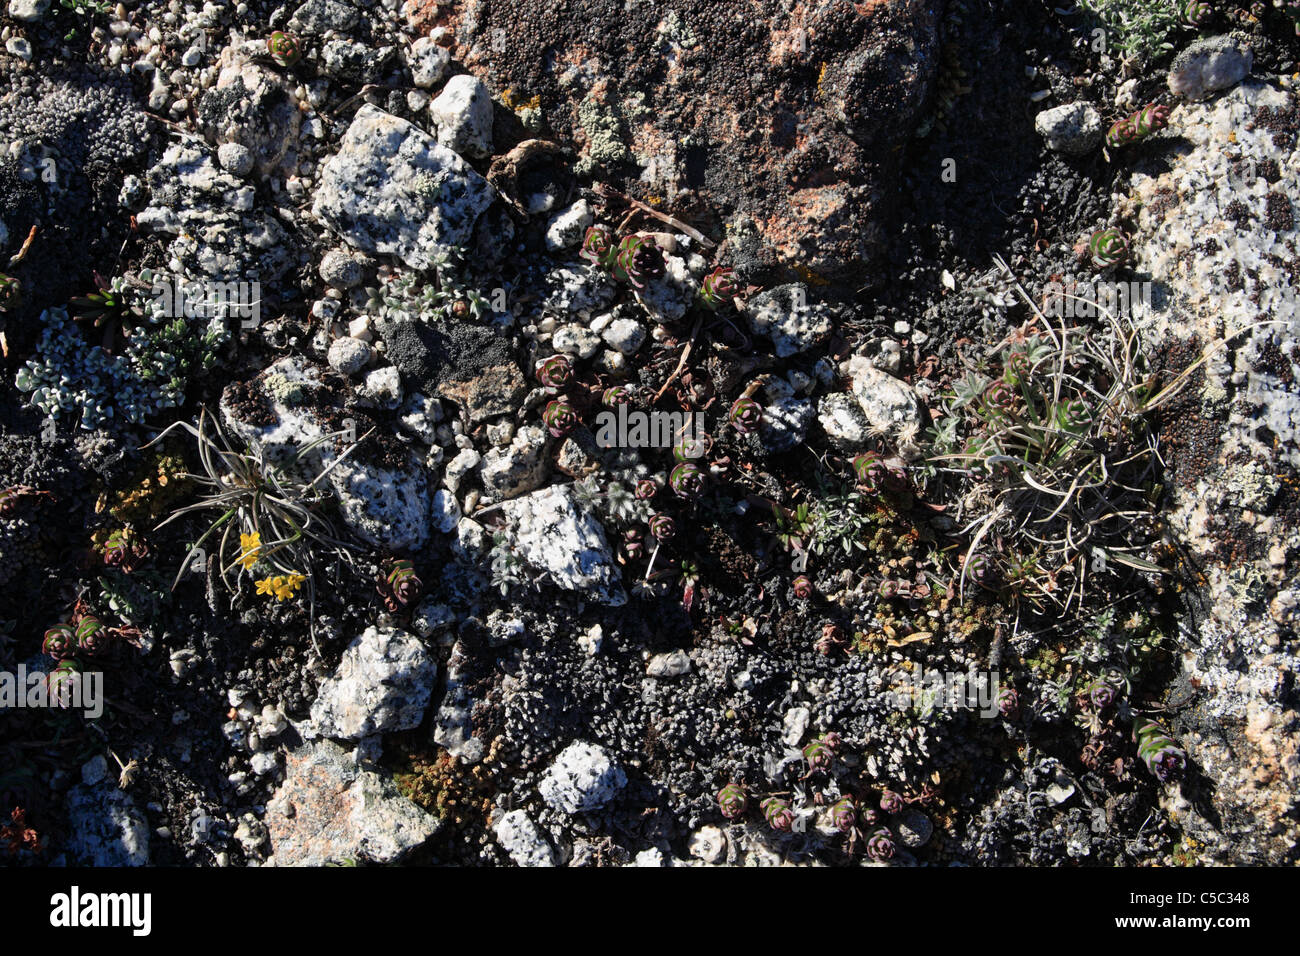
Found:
[264,372,306,407]
[576,94,630,174]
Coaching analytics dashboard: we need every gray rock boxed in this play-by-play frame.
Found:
[538,741,627,814]
[494,810,557,867]
[647,649,692,677]
[1169,35,1253,100]
[266,739,439,866]
[602,317,646,355]
[431,488,460,533]
[320,248,365,289]
[892,808,933,848]
[312,105,496,271]
[5,37,32,62]
[634,252,696,324]
[689,826,727,864]
[65,784,149,866]
[309,625,436,740]
[544,199,594,252]
[327,336,372,376]
[396,392,443,444]
[746,283,834,357]
[817,392,873,451]
[319,39,395,84]
[200,56,300,179]
[216,142,254,178]
[428,75,494,159]
[442,448,482,493]
[290,0,359,34]
[433,640,483,763]
[408,36,451,88]
[358,365,404,407]
[552,323,603,359]
[7,0,50,23]
[847,354,925,445]
[497,484,627,605]
[759,396,814,453]
[480,424,549,501]
[1034,102,1104,155]
[138,143,295,280]
[410,598,457,639]
[543,264,618,318]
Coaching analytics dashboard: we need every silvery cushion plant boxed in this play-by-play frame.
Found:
[15,303,228,430]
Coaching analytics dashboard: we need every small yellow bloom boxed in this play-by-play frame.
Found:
[238,531,262,570]
[254,576,276,596]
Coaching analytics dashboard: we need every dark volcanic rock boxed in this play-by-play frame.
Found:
[425,0,940,280]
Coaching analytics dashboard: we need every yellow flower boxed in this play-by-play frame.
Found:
[254,576,276,596]
[238,531,262,570]
[272,572,306,601]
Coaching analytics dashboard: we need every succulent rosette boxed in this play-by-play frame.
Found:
[542,399,579,438]
[1134,102,1171,137]
[0,273,21,311]
[635,479,658,500]
[717,783,748,819]
[1181,1,1212,26]
[47,660,83,707]
[669,461,706,498]
[580,225,616,269]
[879,789,905,814]
[1088,228,1128,270]
[997,687,1020,719]
[623,527,646,559]
[728,396,762,434]
[699,267,737,310]
[761,796,795,832]
[830,796,857,832]
[878,578,899,600]
[386,559,422,607]
[672,432,711,462]
[75,616,111,656]
[613,235,665,288]
[964,553,999,589]
[803,736,835,773]
[648,513,676,542]
[602,385,633,407]
[267,31,302,67]
[42,624,77,661]
[1134,718,1186,782]
[852,451,887,488]
[1056,398,1093,430]
[1085,678,1118,712]
[793,574,814,600]
[984,381,1018,414]
[535,354,573,389]
[865,827,896,861]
